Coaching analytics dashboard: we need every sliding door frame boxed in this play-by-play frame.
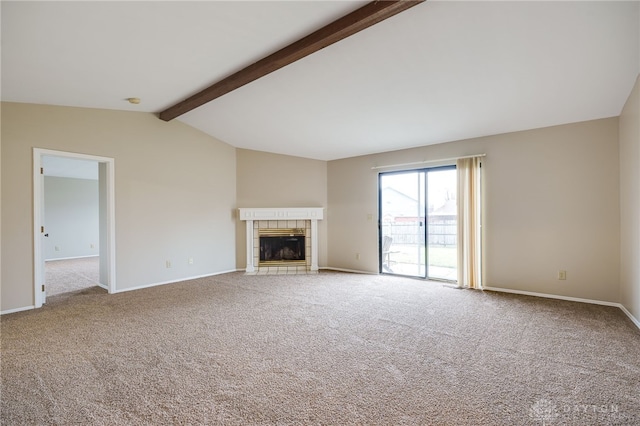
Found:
[378,165,457,282]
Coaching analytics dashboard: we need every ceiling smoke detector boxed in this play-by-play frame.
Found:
[127,97,141,105]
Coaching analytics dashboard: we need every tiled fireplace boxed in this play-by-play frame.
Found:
[238,208,324,275]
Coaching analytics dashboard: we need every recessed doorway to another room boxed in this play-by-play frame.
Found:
[42,156,104,297]
[34,149,116,307]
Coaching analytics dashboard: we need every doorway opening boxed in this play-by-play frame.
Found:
[33,149,116,307]
[379,167,457,281]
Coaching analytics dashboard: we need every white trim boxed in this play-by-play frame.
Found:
[239,208,324,273]
[1,305,35,315]
[113,270,238,294]
[320,267,375,275]
[245,220,255,273]
[310,219,319,272]
[619,304,640,330]
[483,286,620,307]
[238,207,324,221]
[371,154,486,170]
[33,151,45,307]
[484,286,640,331]
[33,148,116,308]
[6,274,638,331]
[45,255,99,262]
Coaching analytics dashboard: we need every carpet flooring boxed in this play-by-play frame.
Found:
[45,257,102,297]
[1,271,639,425]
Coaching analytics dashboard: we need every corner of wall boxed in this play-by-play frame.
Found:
[619,73,640,323]
[0,102,3,311]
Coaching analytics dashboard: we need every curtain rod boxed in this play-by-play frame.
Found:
[371,154,486,170]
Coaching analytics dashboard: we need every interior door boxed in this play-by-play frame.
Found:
[38,166,47,304]
[379,167,457,282]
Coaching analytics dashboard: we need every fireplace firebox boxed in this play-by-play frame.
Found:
[259,229,306,265]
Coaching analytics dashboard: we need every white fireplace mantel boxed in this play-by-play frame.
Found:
[238,208,324,273]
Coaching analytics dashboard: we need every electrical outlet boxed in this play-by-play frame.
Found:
[166,260,172,269]
[55,246,60,252]
[90,243,95,249]
[558,270,567,280]
[356,253,361,260]
[188,257,194,265]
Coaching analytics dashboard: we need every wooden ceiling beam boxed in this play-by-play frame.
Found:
[159,0,425,121]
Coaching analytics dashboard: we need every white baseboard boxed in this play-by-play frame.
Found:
[483,286,619,306]
[320,267,376,275]
[113,269,239,294]
[6,274,638,332]
[46,255,99,262]
[484,286,640,331]
[618,304,640,330]
[1,305,35,315]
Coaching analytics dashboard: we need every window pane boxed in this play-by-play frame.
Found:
[427,168,457,280]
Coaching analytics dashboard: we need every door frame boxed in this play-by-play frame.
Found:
[378,165,457,281]
[378,169,427,278]
[33,148,116,307]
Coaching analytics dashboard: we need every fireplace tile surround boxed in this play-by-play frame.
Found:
[238,208,324,275]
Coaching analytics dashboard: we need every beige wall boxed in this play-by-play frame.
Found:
[44,176,99,260]
[328,118,620,302]
[235,149,328,268]
[1,103,2,311]
[620,74,640,321]
[1,102,237,311]
[0,101,628,311]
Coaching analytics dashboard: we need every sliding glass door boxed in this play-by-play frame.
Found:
[379,167,457,281]
[380,171,426,277]
[426,168,457,280]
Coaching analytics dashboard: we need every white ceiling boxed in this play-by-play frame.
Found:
[2,1,639,161]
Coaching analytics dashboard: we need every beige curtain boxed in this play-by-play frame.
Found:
[457,156,483,289]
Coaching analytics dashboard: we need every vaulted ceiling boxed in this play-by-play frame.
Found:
[2,1,639,161]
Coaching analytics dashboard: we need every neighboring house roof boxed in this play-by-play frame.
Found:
[432,199,457,216]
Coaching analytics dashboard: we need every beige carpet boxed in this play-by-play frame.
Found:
[45,257,103,297]
[2,271,639,425]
